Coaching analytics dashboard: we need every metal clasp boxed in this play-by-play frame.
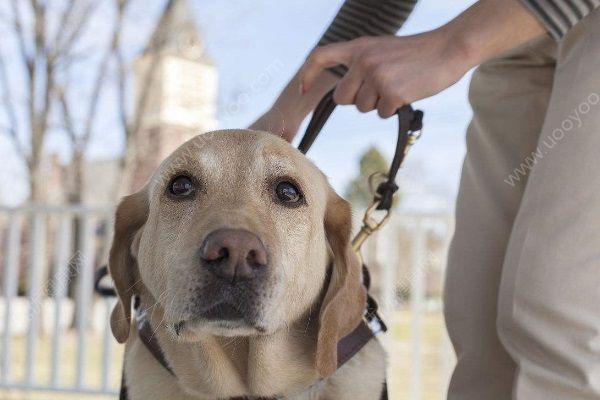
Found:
[352,200,391,262]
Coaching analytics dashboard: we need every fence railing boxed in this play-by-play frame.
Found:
[0,205,120,395]
[0,205,455,399]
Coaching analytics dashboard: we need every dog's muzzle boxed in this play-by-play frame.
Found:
[188,228,270,323]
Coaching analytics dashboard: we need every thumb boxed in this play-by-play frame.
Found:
[300,42,354,94]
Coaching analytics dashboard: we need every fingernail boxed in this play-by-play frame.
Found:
[299,83,306,95]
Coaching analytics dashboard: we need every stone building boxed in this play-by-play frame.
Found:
[46,0,217,204]
[129,0,217,190]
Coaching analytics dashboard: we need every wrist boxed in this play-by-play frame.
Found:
[276,70,338,119]
[436,23,480,74]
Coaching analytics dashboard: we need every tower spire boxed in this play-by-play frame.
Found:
[145,0,205,61]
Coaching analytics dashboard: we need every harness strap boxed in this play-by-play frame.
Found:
[137,316,175,375]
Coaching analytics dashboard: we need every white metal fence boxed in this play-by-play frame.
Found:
[0,205,120,396]
[0,205,455,399]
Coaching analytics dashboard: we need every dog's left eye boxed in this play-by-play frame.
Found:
[169,175,195,197]
[275,181,303,205]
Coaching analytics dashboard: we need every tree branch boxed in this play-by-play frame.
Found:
[51,0,99,63]
[55,83,78,146]
[0,51,27,160]
[80,0,126,150]
[50,0,77,54]
[9,0,33,75]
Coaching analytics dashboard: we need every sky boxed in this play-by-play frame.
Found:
[0,0,477,210]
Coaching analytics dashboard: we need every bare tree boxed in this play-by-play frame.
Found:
[0,0,162,204]
[55,0,129,204]
[0,0,101,202]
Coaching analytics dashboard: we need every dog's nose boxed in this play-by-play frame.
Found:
[200,229,268,282]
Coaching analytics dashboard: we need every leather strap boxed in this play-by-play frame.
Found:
[297,89,423,211]
[336,320,375,367]
[136,315,175,375]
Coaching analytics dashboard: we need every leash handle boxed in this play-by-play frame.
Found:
[297,89,423,211]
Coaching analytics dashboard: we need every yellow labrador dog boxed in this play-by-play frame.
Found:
[109,130,386,399]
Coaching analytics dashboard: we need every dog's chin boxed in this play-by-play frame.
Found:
[165,304,269,341]
[166,320,268,342]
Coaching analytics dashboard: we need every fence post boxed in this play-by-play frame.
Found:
[1,213,22,384]
[50,212,72,387]
[410,220,426,400]
[76,214,96,389]
[25,212,46,385]
[379,228,398,315]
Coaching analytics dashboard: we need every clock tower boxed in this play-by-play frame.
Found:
[129,0,217,189]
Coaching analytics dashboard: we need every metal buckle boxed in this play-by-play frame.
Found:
[352,200,391,261]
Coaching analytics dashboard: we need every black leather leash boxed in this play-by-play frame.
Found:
[298,88,423,211]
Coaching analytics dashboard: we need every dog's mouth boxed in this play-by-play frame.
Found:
[199,302,245,321]
[169,301,266,338]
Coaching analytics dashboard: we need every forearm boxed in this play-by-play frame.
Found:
[279,71,338,130]
[443,0,546,69]
[249,70,338,141]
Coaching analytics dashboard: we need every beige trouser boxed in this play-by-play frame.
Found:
[444,8,600,400]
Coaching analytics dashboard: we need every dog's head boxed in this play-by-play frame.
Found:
[108,130,365,377]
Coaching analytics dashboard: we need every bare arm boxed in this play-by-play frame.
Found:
[248,70,339,142]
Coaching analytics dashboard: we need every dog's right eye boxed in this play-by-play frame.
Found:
[169,176,195,197]
[274,181,304,207]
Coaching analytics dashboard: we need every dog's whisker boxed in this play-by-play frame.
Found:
[124,277,144,294]
[149,313,166,341]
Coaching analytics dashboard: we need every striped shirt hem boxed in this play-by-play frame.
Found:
[521,0,600,39]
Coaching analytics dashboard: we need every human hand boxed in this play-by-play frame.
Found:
[299,30,472,118]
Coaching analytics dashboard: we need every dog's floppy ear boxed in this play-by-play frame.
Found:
[108,188,149,343]
[316,189,366,378]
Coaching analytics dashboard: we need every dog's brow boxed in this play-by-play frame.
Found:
[265,155,295,174]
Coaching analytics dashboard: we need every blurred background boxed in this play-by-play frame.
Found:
[0,0,476,399]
